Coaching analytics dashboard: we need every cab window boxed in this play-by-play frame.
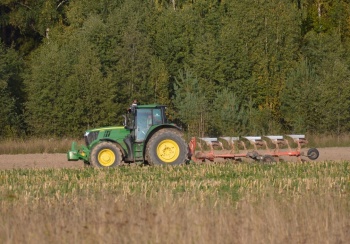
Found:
[152,109,162,125]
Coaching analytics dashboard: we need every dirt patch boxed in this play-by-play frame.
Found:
[0,153,82,170]
[0,147,349,170]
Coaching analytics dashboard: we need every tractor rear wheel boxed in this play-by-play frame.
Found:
[146,129,189,165]
[90,142,122,167]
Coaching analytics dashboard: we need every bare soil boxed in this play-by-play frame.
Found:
[0,153,82,169]
[0,147,349,170]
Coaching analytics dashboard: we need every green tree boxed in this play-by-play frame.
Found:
[103,1,159,106]
[210,89,247,137]
[0,43,24,137]
[0,0,67,54]
[280,58,320,133]
[172,69,208,137]
[65,0,125,27]
[298,30,350,134]
[24,23,117,137]
[220,1,300,112]
[151,7,196,77]
[148,57,171,105]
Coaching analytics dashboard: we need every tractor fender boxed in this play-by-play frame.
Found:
[95,138,128,158]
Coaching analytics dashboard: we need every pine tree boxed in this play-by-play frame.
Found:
[280,58,320,133]
[210,89,247,137]
[172,68,208,137]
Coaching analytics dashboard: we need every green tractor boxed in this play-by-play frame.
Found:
[67,104,189,167]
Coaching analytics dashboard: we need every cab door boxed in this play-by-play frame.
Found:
[135,108,152,142]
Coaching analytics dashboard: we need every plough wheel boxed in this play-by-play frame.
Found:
[247,151,260,159]
[307,148,319,160]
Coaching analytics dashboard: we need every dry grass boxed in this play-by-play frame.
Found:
[0,162,349,243]
[0,193,348,244]
[0,138,84,154]
[235,193,350,243]
[307,133,350,148]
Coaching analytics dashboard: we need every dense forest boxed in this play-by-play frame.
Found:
[1,0,350,138]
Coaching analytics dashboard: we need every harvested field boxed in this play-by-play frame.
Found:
[0,148,349,244]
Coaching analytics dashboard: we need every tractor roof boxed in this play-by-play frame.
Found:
[136,104,166,109]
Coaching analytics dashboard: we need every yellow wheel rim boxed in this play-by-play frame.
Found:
[98,149,115,167]
[156,139,180,163]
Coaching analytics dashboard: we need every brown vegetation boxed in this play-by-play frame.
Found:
[0,138,84,155]
[0,193,348,243]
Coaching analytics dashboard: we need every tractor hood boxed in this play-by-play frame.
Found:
[84,126,130,147]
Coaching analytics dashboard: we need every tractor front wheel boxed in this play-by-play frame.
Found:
[90,142,122,167]
[146,129,189,165]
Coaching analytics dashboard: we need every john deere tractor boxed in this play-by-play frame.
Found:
[67,104,189,167]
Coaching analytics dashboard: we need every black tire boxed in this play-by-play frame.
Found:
[247,151,260,159]
[262,155,275,163]
[145,129,189,165]
[90,141,122,167]
[307,148,319,160]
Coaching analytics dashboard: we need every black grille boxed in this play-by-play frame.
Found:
[85,131,99,146]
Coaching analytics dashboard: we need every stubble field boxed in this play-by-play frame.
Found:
[0,147,349,243]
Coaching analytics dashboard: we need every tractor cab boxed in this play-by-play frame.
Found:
[125,105,168,141]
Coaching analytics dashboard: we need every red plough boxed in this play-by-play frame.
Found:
[188,135,319,163]
[189,137,248,162]
[262,135,319,162]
